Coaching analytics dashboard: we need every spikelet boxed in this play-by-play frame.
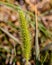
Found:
[18,10,31,62]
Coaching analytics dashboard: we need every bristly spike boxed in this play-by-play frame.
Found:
[18,10,32,64]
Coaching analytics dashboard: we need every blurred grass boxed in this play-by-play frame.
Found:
[0,1,52,65]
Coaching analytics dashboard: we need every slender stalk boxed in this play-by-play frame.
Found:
[35,6,40,65]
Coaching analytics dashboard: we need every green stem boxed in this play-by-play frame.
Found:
[50,52,52,65]
[41,51,48,65]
